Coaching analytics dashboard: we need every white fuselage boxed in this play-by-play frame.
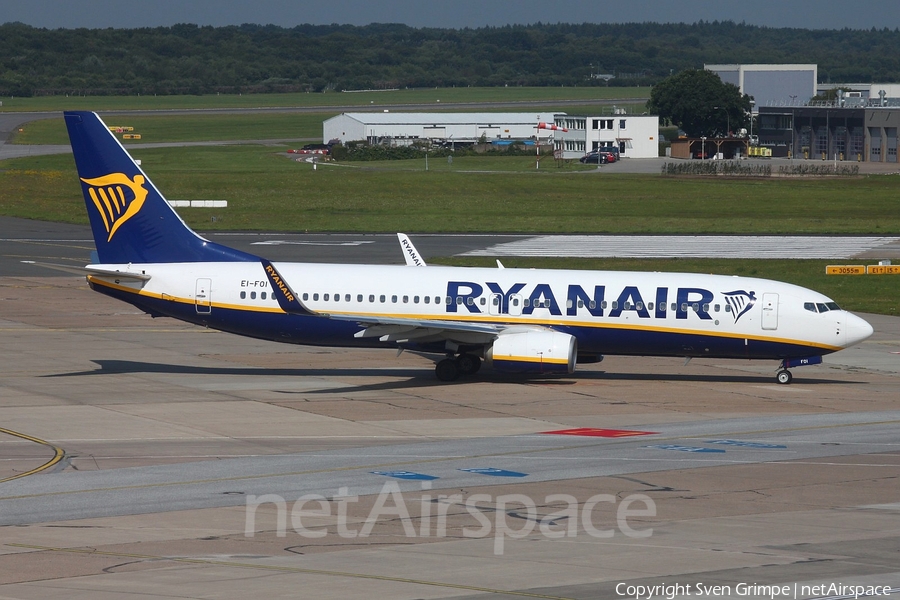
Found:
[86,261,873,360]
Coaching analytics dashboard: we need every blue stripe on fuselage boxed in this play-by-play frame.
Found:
[89,281,835,359]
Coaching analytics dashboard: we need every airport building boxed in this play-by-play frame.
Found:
[552,112,660,159]
[757,97,900,162]
[705,64,818,108]
[323,112,559,146]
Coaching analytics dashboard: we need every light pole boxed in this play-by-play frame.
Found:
[701,136,707,160]
[713,106,730,137]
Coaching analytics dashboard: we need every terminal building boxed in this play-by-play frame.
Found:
[323,112,558,147]
[551,112,660,159]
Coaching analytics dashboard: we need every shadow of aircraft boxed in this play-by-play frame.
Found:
[42,359,861,395]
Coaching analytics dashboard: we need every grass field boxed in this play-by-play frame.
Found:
[2,146,899,235]
[0,86,651,112]
[10,103,647,146]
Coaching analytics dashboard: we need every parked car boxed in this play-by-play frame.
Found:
[579,149,617,164]
[597,146,620,161]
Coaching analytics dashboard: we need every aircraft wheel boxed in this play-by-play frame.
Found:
[456,354,482,376]
[776,369,793,385]
[435,358,460,382]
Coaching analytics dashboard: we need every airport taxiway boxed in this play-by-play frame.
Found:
[0,266,898,598]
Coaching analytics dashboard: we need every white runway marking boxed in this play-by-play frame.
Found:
[460,235,900,259]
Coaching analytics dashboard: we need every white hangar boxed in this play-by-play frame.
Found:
[323,112,559,146]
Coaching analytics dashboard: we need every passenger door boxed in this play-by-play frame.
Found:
[761,293,778,330]
[195,278,212,314]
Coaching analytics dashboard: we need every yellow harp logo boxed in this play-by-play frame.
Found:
[80,173,149,242]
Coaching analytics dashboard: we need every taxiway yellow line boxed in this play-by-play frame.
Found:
[0,427,65,483]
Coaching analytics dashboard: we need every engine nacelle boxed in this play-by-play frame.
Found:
[485,330,577,374]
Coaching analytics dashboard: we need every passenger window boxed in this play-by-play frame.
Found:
[479,297,486,305]
[313,293,319,301]
[240,291,246,299]
[611,301,618,310]
[456,297,463,305]
[523,298,531,307]
[251,291,257,299]
[577,300,584,308]
[261,292,267,300]
[589,301,596,309]
[302,293,308,301]
[601,301,607,309]
[437,297,443,305]
[511,298,519,306]
[424,296,430,304]
[392,295,398,303]
[492,297,499,306]
[323,294,329,301]
[403,295,409,303]
[333,294,339,302]
[380,295,385,303]
[702,303,709,312]
[681,303,688,312]
[445,297,452,305]
[466,297,474,306]
[725,305,732,312]
[671,303,677,311]
[357,294,363,302]
[624,302,632,310]
[714,304,720,312]
[369,294,375,303]
[414,296,420,303]
[636,302,643,311]
[692,303,699,312]
[658,302,666,311]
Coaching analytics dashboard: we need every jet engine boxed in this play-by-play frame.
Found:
[484,330,577,374]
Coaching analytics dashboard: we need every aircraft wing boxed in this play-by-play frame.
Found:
[330,313,501,344]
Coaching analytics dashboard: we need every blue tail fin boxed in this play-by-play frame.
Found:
[65,111,259,264]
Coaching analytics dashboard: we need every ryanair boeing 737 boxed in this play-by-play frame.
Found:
[57,111,873,383]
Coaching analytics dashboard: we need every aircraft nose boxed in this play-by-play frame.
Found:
[843,313,874,346]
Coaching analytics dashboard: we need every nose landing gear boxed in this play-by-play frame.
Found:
[775,355,823,384]
[776,369,793,385]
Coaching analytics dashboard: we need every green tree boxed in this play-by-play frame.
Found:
[646,69,751,137]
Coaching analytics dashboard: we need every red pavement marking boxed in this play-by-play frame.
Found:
[541,428,658,438]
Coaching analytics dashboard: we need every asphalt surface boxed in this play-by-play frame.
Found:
[2,106,899,600]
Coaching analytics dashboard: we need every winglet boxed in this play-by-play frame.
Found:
[397,233,427,266]
[260,259,314,315]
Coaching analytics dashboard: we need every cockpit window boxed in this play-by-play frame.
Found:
[806,301,843,314]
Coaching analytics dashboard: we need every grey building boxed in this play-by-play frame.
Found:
[757,105,900,162]
[706,64,818,108]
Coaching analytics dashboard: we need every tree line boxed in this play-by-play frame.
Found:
[2,20,899,97]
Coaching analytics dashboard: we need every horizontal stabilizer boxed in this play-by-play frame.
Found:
[21,261,151,281]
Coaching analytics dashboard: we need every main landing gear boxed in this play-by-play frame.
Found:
[435,353,482,382]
